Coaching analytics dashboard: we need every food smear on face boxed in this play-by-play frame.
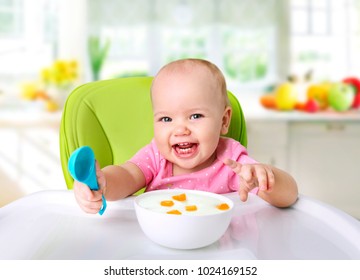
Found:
[139,192,231,216]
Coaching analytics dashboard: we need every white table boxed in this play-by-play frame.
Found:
[0,190,359,260]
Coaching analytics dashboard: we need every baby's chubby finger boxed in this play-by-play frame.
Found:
[238,188,249,202]
[223,158,243,174]
[255,165,275,192]
[253,167,268,191]
[73,180,104,214]
[74,179,102,201]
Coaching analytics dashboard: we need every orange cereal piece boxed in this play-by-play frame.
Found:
[172,193,187,201]
[167,210,182,215]
[185,205,197,212]
[160,200,174,207]
[216,203,230,211]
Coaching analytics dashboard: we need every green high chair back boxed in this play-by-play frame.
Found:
[60,77,247,190]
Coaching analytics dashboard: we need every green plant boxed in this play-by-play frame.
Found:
[88,36,111,81]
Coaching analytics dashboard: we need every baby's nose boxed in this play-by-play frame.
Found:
[174,124,191,136]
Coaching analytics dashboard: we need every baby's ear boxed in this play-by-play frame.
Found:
[221,106,232,135]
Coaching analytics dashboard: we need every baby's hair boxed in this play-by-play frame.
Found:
[151,58,230,106]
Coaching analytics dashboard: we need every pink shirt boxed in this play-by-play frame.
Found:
[129,137,258,195]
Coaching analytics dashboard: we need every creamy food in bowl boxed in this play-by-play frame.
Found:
[134,189,234,249]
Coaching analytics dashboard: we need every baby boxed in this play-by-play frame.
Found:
[74,58,298,214]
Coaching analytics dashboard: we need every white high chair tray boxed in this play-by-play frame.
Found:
[0,190,359,259]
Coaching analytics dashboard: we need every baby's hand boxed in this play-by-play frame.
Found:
[224,159,275,202]
[73,161,106,214]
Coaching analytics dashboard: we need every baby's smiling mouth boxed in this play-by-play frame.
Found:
[173,142,199,156]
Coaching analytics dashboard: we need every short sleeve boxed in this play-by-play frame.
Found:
[128,139,162,186]
[217,137,258,164]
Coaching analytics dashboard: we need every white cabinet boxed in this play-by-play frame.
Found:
[246,119,360,219]
[246,121,289,171]
[289,122,360,219]
[0,122,66,206]
[18,127,66,192]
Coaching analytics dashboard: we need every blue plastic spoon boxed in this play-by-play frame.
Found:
[68,146,107,215]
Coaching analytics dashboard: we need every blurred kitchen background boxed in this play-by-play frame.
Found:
[1,0,360,218]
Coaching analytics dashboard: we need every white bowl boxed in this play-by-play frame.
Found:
[134,189,234,249]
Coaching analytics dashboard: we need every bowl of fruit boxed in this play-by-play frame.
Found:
[134,189,234,249]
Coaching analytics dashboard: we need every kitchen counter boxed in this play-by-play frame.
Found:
[235,93,360,122]
[237,93,360,219]
[0,105,62,127]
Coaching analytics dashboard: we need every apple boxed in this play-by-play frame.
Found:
[304,99,319,113]
[328,83,355,112]
[342,77,360,109]
[343,77,360,94]
[275,83,298,110]
[353,93,360,108]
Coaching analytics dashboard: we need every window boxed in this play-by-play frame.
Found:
[0,0,58,87]
[222,27,274,86]
[100,26,149,78]
[0,0,23,37]
[88,0,279,93]
[291,0,331,35]
[290,0,360,81]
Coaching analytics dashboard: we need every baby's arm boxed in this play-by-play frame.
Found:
[73,161,145,214]
[224,159,298,208]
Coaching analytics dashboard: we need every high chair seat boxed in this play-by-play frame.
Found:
[60,77,247,190]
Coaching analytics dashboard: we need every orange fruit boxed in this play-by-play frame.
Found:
[306,83,330,109]
[259,94,277,109]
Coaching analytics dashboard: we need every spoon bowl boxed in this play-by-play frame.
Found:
[68,146,98,190]
[68,146,106,215]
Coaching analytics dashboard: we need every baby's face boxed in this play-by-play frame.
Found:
[151,68,231,175]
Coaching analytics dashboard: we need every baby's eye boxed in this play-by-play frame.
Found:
[160,116,172,122]
[190,114,203,120]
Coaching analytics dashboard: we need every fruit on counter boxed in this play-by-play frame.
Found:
[352,93,360,109]
[260,78,359,113]
[327,83,355,112]
[342,77,360,109]
[259,94,277,109]
[342,77,360,93]
[274,82,298,110]
[306,83,330,110]
[294,101,306,111]
[304,99,319,113]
